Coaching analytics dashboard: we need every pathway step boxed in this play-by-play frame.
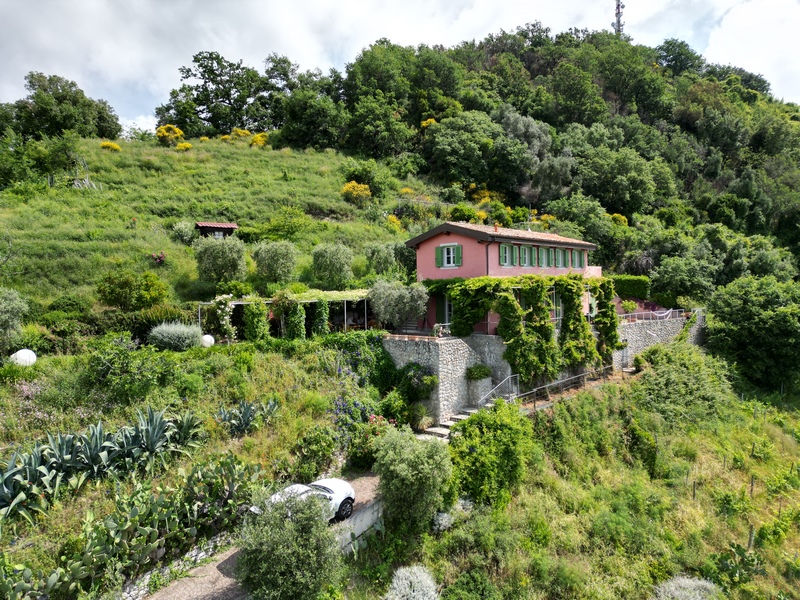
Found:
[424,426,452,439]
[451,414,470,422]
[464,408,480,415]
[439,420,458,428]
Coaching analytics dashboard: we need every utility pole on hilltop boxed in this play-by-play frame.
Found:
[612,0,625,36]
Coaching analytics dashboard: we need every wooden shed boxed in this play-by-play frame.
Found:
[195,222,239,239]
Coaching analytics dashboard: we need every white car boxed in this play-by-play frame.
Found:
[252,477,356,521]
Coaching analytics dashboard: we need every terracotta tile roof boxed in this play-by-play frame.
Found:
[406,221,596,249]
[195,222,239,229]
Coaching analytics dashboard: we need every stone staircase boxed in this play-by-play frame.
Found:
[422,402,496,441]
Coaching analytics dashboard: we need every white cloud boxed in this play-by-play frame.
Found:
[0,0,797,124]
[704,0,800,101]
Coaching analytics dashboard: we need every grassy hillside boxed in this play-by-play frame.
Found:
[0,137,416,302]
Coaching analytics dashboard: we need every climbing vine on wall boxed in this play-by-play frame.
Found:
[555,275,601,371]
[589,278,622,364]
[427,274,617,382]
[447,277,504,337]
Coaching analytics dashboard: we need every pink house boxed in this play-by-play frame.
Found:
[405,221,602,334]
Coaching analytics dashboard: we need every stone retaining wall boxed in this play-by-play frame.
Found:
[612,312,704,370]
[383,312,704,425]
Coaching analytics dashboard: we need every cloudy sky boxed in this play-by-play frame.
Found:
[1,0,798,130]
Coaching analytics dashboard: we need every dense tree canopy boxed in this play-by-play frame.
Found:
[3,72,121,140]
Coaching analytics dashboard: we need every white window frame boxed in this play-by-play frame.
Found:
[441,243,458,268]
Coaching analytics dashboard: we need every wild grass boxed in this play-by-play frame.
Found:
[0,138,421,302]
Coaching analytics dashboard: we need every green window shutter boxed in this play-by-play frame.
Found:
[539,247,545,267]
[571,250,577,268]
[454,245,462,266]
[512,245,519,266]
[580,251,585,268]
[435,247,443,267]
[435,294,445,323]
[549,248,555,266]
[530,246,536,267]
[499,244,506,265]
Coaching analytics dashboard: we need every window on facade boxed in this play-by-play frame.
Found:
[499,244,517,267]
[213,231,225,240]
[435,244,462,268]
[572,249,585,268]
[519,246,530,267]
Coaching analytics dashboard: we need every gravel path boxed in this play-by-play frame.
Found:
[147,473,379,600]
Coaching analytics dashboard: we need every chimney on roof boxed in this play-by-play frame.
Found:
[494,223,498,232]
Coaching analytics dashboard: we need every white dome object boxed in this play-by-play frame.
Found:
[10,349,37,366]
[201,335,215,348]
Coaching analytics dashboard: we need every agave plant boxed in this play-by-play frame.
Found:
[135,407,176,472]
[18,443,62,499]
[171,410,204,451]
[45,432,82,476]
[215,399,277,437]
[106,425,143,473]
[78,422,113,478]
[0,452,48,527]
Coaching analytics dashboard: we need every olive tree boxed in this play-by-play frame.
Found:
[312,243,353,290]
[368,280,429,330]
[252,240,298,283]
[192,236,246,284]
[237,491,342,600]
[373,426,452,534]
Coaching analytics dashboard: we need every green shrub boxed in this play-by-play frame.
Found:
[0,286,28,340]
[237,491,341,600]
[171,221,197,245]
[96,270,168,312]
[442,570,501,600]
[148,321,202,351]
[192,236,247,284]
[47,294,92,319]
[84,332,173,403]
[373,427,453,534]
[348,415,395,470]
[216,280,254,297]
[449,400,535,506]
[396,363,438,404]
[465,364,492,381]
[608,275,650,300]
[342,157,395,197]
[289,425,336,483]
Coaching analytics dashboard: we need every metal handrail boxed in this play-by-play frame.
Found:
[618,309,685,323]
[516,365,613,406]
[477,374,519,407]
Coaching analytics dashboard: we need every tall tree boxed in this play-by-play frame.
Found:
[156,51,268,136]
[11,72,121,139]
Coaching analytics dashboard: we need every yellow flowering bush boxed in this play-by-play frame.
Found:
[399,187,415,197]
[220,135,232,143]
[539,214,557,229]
[340,181,373,208]
[100,141,121,152]
[199,136,210,142]
[175,142,192,152]
[421,118,436,129]
[231,127,252,138]
[250,132,269,148]
[156,124,184,147]
[385,214,404,233]
[475,210,489,224]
